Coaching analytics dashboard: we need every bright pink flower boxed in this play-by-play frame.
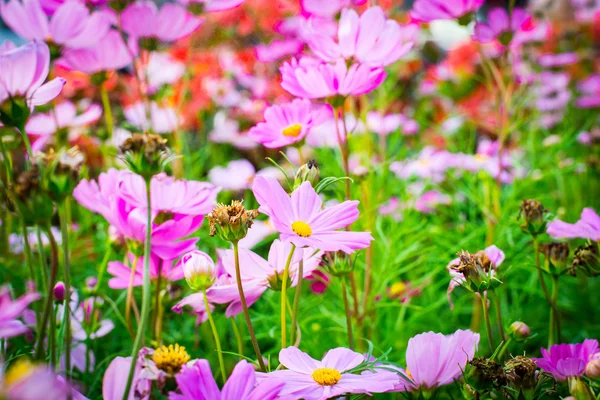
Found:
[547,208,600,241]
[366,111,419,136]
[474,8,532,43]
[414,190,451,214]
[170,359,283,400]
[249,99,331,148]
[124,101,180,134]
[103,356,150,400]
[26,101,102,152]
[121,1,202,42]
[308,7,417,67]
[301,0,365,17]
[107,253,183,289]
[410,0,484,22]
[208,159,255,191]
[394,330,480,390]
[1,0,112,49]
[255,39,304,63]
[259,346,398,399]
[57,30,133,74]
[0,41,66,107]
[576,75,600,109]
[0,286,40,338]
[252,176,373,253]
[534,340,599,381]
[280,57,386,99]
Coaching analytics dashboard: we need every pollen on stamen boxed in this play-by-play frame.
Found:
[312,367,342,386]
[152,344,191,375]
[292,221,312,237]
[282,123,303,137]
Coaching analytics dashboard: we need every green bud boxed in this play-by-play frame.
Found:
[293,159,320,189]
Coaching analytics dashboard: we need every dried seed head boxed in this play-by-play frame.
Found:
[120,133,171,180]
[468,357,508,391]
[207,200,259,243]
[570,243,600,277]
[505,356,538,390]
[518,199,548,236]
[540,242,570,266]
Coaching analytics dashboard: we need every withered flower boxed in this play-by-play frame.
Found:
[570,243,600,277]
[518,199,548,236]
[505,356,538,390]
[451,250,500,293]
[207,200,258,243]
[468,357,507,391]
[120,133,172,180]
[540,242,570,270]
[36,147,85,201]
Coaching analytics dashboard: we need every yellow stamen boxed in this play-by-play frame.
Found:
[282,123,303,137]
[5,359,35,386]
[474,154,488,161]
[152,344,191,375]
[291,221,312,237]
[312,367,342,386]
[405,367,414,381]
[389,282,407,296]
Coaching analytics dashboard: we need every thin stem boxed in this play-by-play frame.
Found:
[122,179,152,400]
[152,260,163,343]
[290,257,304,345]
[58,201,72,378]
[35,226,59,360]
[93,244,112,293]
[280,244,296,349]
[21,225,36,291]
[341,276,355,350]
[49,303,57,368]
[233,241,266,372]
[18,123,34,162]
[494,292,506,344]
[549,275,560,347]
[125,256,140,339]
[203,289,226,384]
[231,317,244,356]
[481,293,494,353]
[100,83,113,139]
[533,238,559,321]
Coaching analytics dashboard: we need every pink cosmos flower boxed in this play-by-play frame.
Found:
[571,0,600,22]
[255,39,304,63]
[305,112,364,148]
[534,72,571,128]
[121,1,202,42]
[145,52,185,92]
[26,101,102,152]
[1,0,112,50]
[547,208,600,241]
[390,147,455,183]
[107,254,183,289]
[124,102,180,134]
[366,111,419,136]
[414,190,451,214]
[308,7,417,68]
[208,111,257,149]
[252,176,373,253]
[474,8,532,44]
[170,359,283,400]
[103,356,150,400]
[280,57,386,99]
[576,75,600,109]
[260,346,398,399]
[0,286,40,338]
[249,99,331,148]
[207,159,280,192]
[534,340,599,381]
[394,329,480,391]
[57,30,133,74]
[410,0,484,22]
[301,0,366,17]
[0,41,66,108]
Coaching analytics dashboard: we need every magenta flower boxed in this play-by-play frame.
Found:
[533,340,599,381]
[576,74,600,109]
[547,208,600,241]
[474,8,532,44]
[103,356,150,400]
[0,286,40,338]
[571,0,600,22]
[27,101,102,152]
[255,39,304,63]
[0,41,66,108]
[57,30,133,74]
[280,57,386,99]
[307,7,416,67]
[107,253,183,289]
[395,330,480,390]
[121,1,202,42]
[410,0,484,22]
[252,176,373,253]
[260,346,398,399]
[170,359,283,400]
[1,0,112,50]
[249,99,331,148]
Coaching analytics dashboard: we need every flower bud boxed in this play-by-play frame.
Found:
[182,251,216,291]
[568,377,595,400]
[53,282,66,302]
[509,321,531,339]
[0,96,30,129]
[207,200,258,243]
[293,159,320,189]
[518,199,548,237]
[324,252,354,277]
[585,359,600,379]
[267,271,292,292]
[120,133,172,181]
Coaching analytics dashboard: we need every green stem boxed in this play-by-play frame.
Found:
[18,123,34,162]
[233,241,266,372]
[93,244,112,292]
[341,276,355,350]
[203,289,226,384]
[290,258,303,345]
[481,293,494,353]
[35,228,49,293]
[549,276,560,347]
[35,226,59,360]
[122,179,152,400]
[280,244,296,349]
[231,317,244,356]
[49,302,57,368]
[100,84,113,139]
[58,201,72,378]
[494,292,506,344]
[21,225,36,292]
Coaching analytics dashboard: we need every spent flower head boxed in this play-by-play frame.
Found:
[119,133,173,181]
[36,147,85,201]
[570,243,599,277]
[468,358,508,391]
[207,200,259,243]
[451,250,501,293]
[518,199,548,236]
[504,356,539,390]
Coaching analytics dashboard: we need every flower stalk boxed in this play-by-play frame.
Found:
[202,288,226,384]
[280,244,296,349]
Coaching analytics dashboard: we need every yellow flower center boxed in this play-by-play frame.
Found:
[282,123,303,137]
[4,359,35,386]
[152,344,191,375]
[292,221,312,237]
[312,367,342,386]
[474,154,489,162]
[389,282,407,296]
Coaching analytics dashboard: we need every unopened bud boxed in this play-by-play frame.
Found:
[53,282,66,302]
[324,251,354,277]
[293,159,320,189]
[182,251,216,291]
[585,359,600,379]
[568,377,595,400]
[510,321,531,338]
